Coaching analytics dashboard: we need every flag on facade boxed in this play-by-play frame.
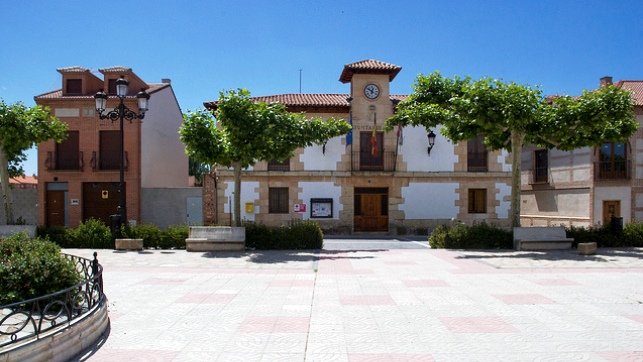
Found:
[397,125,404,146]
[370,112,378,157]
[346,112,352,146]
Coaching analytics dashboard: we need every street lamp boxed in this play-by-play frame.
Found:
[427,130,436,155]
[94,76,150,230]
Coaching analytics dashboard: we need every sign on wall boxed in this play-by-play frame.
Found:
[294,203,307,213]
[311,198,333,218]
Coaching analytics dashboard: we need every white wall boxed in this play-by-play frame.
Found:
[495,183,511,218]
[298,181,342,220]
[594,186,631,224]
[224,181,260,222]
[400,126,458,172]
[400,182,459,219]
[141,86,188,188]
[497,150,511,172]
[301,136,343,171]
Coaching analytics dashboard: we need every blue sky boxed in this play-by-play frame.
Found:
[2,0,642,176]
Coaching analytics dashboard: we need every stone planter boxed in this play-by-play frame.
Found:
[0,225,37,238]
[115,238,144,251]
[186,226,245,252]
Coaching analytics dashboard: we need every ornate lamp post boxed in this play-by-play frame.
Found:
[94,76,150,228]
[427,130,436,155]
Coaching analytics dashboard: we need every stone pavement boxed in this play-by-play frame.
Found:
[66,242,643,361]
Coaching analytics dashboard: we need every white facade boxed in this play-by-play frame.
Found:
[141,85,188,188]
[399,182,459,219]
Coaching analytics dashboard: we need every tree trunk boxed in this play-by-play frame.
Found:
[233,161,242,227]
[0,148,15,225]
[510,131,524,228]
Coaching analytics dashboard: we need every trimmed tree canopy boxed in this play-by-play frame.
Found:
[180,89,351,226]
[0,99,68,224]
[386,72,637,227]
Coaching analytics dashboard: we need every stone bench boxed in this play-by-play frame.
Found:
[186,226,245,252]
[513,226,574,251]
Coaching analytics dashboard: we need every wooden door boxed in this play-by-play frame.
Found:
[46,190,65,226]
[602,200,621,225]
[83,182,121,225]
[354,188,388,232]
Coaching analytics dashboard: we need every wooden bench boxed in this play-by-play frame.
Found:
[186,226,245,252]
[513,226,574,251]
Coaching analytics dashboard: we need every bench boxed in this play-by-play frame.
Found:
[186,226,245,252]
[513,226,574,251]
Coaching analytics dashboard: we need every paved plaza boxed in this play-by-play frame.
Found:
[66,240,643,361]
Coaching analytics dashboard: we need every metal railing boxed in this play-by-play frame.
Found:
[352,151,396,172]
[45,151,84,171]
[594,160,630,180]
[0,253,104,349]
[91,151,129,171]
[533,165,548,183]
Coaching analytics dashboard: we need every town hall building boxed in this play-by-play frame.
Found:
[203,60,513,233]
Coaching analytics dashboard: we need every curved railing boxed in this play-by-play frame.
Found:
[0,252,104,349]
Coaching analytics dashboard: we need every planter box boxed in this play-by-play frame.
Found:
[115,238,144,251]
[186,226,245,252]
[577,242,597,255]
[0,225,37,239]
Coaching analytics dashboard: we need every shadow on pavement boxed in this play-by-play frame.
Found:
[199,249,387,264]
[456,248,643,262]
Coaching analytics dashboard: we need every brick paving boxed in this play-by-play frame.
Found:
[66,243,643,361]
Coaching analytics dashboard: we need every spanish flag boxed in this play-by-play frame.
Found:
[370,127,378,157]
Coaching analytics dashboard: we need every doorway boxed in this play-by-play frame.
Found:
[354,187,388,232]
[82,182,122,225]
[46,190,66,227]
[602,200,621,225]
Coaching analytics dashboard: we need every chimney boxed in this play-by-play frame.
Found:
[161,78,171,84]
[600,76,613,87]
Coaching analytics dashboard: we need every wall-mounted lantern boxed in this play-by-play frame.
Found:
[427,130,436,155]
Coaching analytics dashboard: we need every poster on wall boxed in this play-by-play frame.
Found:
[311,198,333,218]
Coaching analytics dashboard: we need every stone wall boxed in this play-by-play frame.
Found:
[0,188,37,225]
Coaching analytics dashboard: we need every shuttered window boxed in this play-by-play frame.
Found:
[269,187,289,214]
[99,131,121,170]
[468,189,487,214]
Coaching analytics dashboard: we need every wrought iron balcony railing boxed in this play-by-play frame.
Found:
[533,165,549,183]
[91,151,129,171]
[594,160,630,180]
[45,151,84,171]
[352,151,396,172]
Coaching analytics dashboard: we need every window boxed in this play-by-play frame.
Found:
[99,131,121,170]
[66,79,82,95]
[269,187,289,213]
[56,131,80,170]
[467,135,488,172]
[268,158,289,171]
[468,189,487,214]
[358,131,384,171]
[533,149,548,183]
[598,142,628,179]
[108,79,117,95]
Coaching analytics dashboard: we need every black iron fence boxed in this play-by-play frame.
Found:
[45,151,85,171]
[0,252,105,348]
[91,151,129,171]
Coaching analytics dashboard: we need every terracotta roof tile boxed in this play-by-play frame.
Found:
[56,66,90,73]
[205,93,407,110]
[617,80,643,106]
[10,175,37,185]
[99,66,132,73]
[35,83,168,100]
[339,59,402,83]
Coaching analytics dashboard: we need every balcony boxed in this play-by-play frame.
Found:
[91,151,129,171]
[594,160,630,180]
[532,165,548,183]
[352,151,396,172]
[45,151,84,171]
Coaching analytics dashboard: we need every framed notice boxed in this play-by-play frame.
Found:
[311,198,333,218]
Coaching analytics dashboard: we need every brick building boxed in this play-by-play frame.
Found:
[35,67,193,227]
[204,60,512,233]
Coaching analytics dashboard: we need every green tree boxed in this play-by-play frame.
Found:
[386,72,637,227]
[0,100,68,224]
[180,89,351,226]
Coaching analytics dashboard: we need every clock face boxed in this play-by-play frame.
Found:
[364,84,380,99]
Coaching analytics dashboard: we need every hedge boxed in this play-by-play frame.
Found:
[0,233,82,305]
[428,222,512,249]
[244,220,323,250]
